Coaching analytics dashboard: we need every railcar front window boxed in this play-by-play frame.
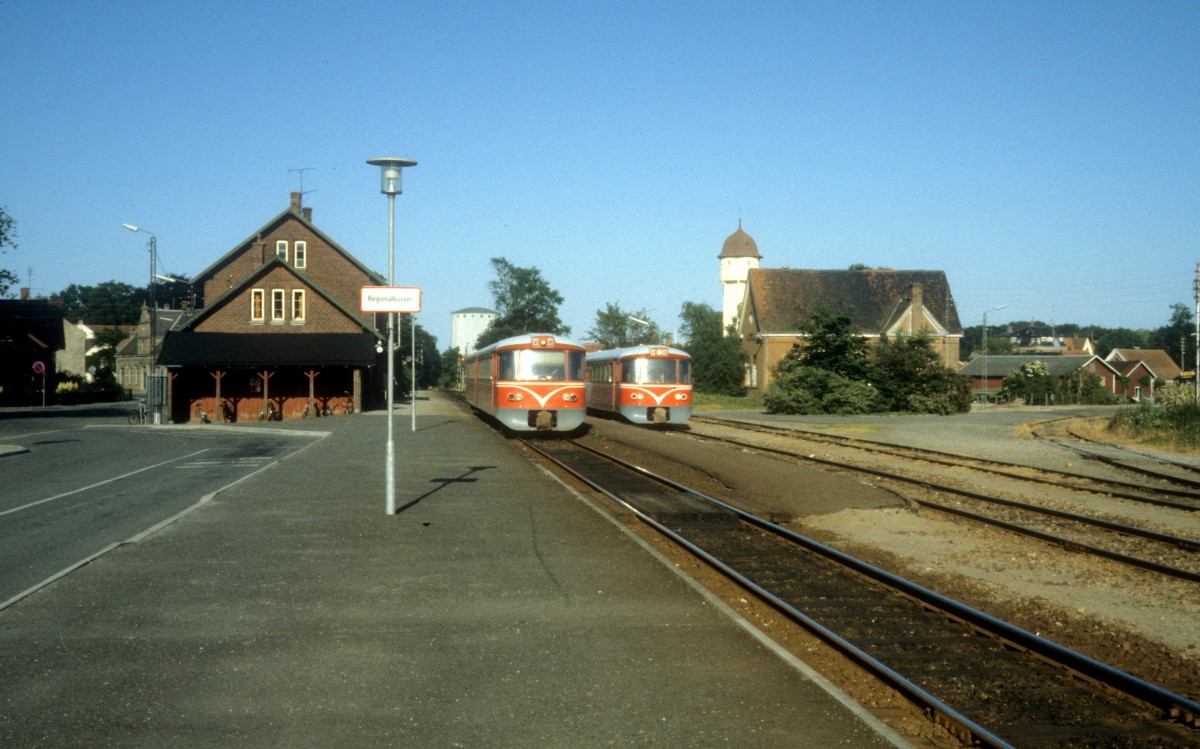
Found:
[678,359,691,384]
[623,358,678,384]
[567,351,584,381]
[520,350,566,380]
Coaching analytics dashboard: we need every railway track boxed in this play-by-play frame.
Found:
[684,417,1200,584]
[520,436,1200,748]
[523,436,1200,749]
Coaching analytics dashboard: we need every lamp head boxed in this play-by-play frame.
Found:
[366,157,417,195]
[122,223,140,233]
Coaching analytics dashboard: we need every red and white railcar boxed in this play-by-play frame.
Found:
[585,345,692,425]
[463,333,587,432]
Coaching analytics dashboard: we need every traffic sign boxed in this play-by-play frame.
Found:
[32,361,45,375]
[361,286,422,313]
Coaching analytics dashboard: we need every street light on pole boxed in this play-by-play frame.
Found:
[123,223,160,424]
[982,304,1007,406]
[366,157,417,516]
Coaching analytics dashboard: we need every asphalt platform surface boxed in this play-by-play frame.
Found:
[0,392,910,748]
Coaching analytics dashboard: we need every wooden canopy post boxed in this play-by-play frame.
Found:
[304,369,320,416]
[166,370,179,423]
[258,369,275,420]
[209,369,226,421]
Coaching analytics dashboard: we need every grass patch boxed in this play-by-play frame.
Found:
[1107,402,1200,453]
[693,392,764,412]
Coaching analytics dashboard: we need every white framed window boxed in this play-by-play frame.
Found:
[271,289,285,322]
[251,289,265,322]
[275,240,288,261]
[291,289,306,322]
[293,240,306,268]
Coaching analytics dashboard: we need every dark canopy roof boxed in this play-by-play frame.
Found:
[158,332,377,367]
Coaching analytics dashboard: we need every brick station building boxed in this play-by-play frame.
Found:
[158,193,387,422]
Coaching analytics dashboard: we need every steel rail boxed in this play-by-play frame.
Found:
[694,415,1200,508]
[526,437,1200,744]
[684,428,1200,583]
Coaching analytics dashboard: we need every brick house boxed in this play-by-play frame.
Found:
[158,193,386,422]
[1105,349,1182,383]
[737,268,963,397]
[958,355,1125,401]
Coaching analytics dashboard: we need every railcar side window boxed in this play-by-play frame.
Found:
[498,351,516,380]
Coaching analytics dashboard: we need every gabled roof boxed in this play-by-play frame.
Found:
[958,354,1119,378]
[175,257,377,335]
[191,202,383,286]
[744,268,962,335]
[1105,349,1182,379]
[1109,359,1157,379]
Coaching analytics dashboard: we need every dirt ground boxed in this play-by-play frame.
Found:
[575,407,1200,711]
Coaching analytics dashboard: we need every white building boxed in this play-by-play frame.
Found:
[718,221,761,333]
[451,307,498,356]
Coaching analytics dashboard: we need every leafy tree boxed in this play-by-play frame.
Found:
[55,281,146,325]
[874,334,971,414]
[1148,303,1193,367]
[438,347,462,388]
[763,360,883,415]
[587,303,663,348]
[476,258,569,348]
[396,316,441,390]
[679,301,745,396]
[0,206,18,298]
[1002,361,1056,405]
[792,304,872,380]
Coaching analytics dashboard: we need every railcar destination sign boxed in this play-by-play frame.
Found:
[360,286,422,313]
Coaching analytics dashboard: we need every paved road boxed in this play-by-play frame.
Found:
[0,404,324,604]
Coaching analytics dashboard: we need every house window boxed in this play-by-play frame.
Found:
[294,241,306,268]
[251,289,265,322]
[271,289,285,322]
[291,290,306,322]
[276,241,288,261]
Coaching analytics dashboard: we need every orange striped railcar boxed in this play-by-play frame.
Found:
[463,333,587,432]
[585,345,692,425]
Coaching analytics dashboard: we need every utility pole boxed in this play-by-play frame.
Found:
[1194,263,1199,404]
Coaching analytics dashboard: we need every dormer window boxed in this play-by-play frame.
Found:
[275,240,288,261]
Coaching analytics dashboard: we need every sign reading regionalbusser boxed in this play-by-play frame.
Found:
[361,286,422,313]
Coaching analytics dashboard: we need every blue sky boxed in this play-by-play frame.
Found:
[2,1,1197,349]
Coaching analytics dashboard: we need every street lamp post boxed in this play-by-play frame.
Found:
[366,157,417,516]
[981,304,1007,406]
[123,223,160,424]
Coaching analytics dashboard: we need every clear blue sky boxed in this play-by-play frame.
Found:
[3,1,1197,348]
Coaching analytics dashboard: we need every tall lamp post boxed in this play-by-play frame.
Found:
[981,304,1007,406]
[123,223,159,423]
[367,157,417,516]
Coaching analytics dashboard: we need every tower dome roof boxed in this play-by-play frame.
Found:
[718,221,761,259]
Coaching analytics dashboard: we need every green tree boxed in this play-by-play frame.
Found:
[875,334,971,414]
[679,301,745,396]
[763,360,883,415]
[56,281,146,325]
[0,206,18,298]
[1002,361,1056,405]
[438,347,462,388]
[396,316,441,390]
[587,303,663,348]
[792,304,872,380]
[1148,303,1193,367]
[476,258,570,348]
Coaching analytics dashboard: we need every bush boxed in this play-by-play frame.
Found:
[1109,401,1200,451]
[764,364,884,415]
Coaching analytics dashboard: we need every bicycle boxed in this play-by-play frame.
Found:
[301,400,313,419]
[258,401,280,421]
[128,399,147,425]
[195,405,211,424]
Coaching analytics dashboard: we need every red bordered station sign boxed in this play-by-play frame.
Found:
[361,286,422,313]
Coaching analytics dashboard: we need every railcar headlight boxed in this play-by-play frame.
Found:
[563,393,579,402]
[676,393,688,401]
[630,392,643,400]
[507,393,524,402]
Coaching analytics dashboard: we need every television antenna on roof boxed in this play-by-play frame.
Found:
[288,167,318,204]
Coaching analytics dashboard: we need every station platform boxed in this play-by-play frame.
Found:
[0,392,912,748]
